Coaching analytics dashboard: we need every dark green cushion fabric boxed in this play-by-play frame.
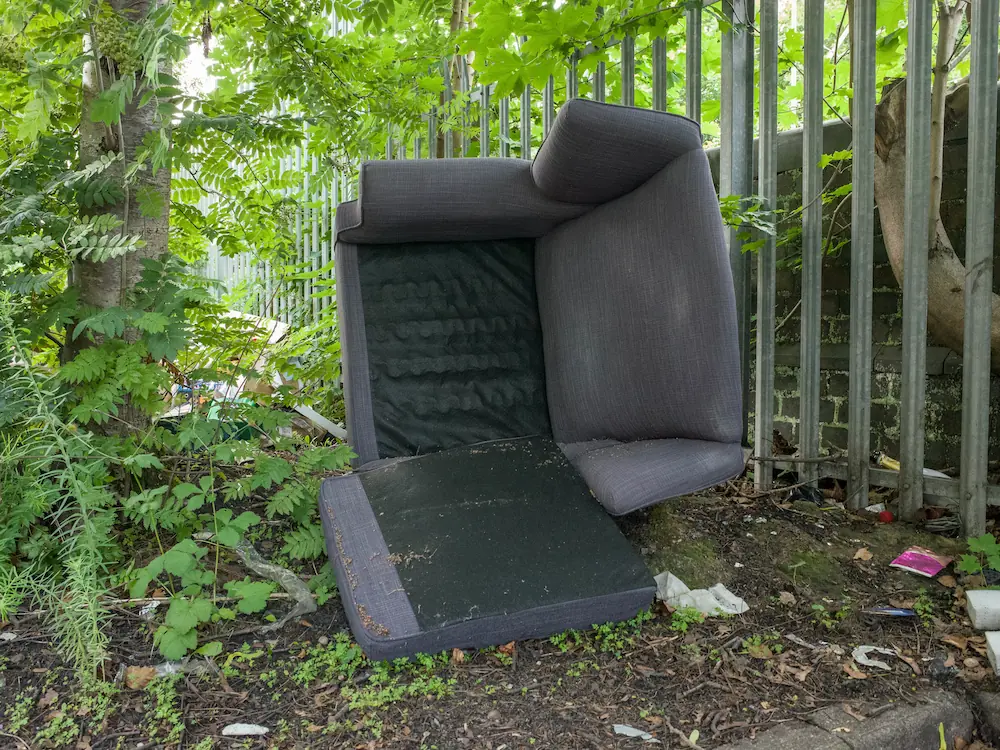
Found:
[357,239,551,458]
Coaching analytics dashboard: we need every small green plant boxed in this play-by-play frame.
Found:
[34,709,80,748]
[592,609,654,658]
[811,600,850,630]
[549,628,587,653]
[741,632,783,658]
[669,607,705,634]
[145,675,184,745]
[914,588,935,626]
[958,534,1000,580]
[7,690,36,734]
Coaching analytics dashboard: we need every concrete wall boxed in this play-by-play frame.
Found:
[708,117,1000,471]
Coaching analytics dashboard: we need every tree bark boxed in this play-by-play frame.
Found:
[873,79,1000,373]
[75,0,172,433]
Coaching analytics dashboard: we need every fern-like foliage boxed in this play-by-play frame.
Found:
[0,294,115,674]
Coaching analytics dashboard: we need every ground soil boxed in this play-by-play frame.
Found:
[2,481,998,749]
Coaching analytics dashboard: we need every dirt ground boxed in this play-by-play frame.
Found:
[2,480,998,749]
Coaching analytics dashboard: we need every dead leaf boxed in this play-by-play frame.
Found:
[894,651,922,675]
[938,575,957,588]
[450,648,465,665]
[842,704,866,721]
[853,548,873,561]
[955,737,968,750]
[944,655,956,668]
[964,657,982,669]
[842,662,868,680]
[306,724,324,733]
[746,642,772,659]
[39,689,59,709]
[498,641,515,656]
[75,737,92,750]
[124,666,158,691]
[942,634,969,650]
[778,591,797,606]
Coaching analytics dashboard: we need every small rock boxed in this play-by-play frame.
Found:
[487,710,501,721]
[318,636,329,646]
[221,724,269,737]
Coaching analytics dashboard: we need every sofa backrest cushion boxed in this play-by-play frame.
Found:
[535,148,742,445]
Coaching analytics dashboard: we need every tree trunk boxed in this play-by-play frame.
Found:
[873,79,1000,373]
[74,0,171,433]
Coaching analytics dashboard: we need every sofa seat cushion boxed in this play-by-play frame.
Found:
[562,438,745,515]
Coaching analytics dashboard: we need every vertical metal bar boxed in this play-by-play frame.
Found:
[443,58,455,158]
[321,182,330,311]
[543,76,555,136]
[799,0,823,482]
[293,149,303,324]
[428,107,438,159]
[724,0,754,447]
[520,85,532,159]
[719,8,733,199]
[898,0,933,518]
[397,140,406,160]
[310,155,320,323]
[414,134,423,159]
[385,127,394,160]
[755,0,778,492]
[479,84,491,157]
[686,3,702,122]
[461,56,471,156]
[652,37,667,112]
[621,36,635,106]
[594,60,606,102]
[961,0,999,536]
[847,0,877,509]
[302,151,312,324]
[499,97,511,157]
[567,53,579,100]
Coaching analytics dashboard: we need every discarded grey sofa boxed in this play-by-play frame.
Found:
[320,99,744,660]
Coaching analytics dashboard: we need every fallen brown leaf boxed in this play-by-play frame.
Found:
[894,651,922,675]
[39,689,59,709]
[842,704,866,721]
[842,662,868,680]
[964,657,982,669]
[75,737,92,750]
[124,666,158,691]
[942,634,969,650]
[306,724,324,733]
[747,643,772,659]
[955,737,968,750]
[778,591,797,606]
[853,548,873,562]
[498,641,516,656]
[938,575,957,588]
[450,648,465,665]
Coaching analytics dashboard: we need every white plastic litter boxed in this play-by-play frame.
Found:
[0,632,17,642]
[221,723,269,737]
[852,645,895,671]
[654,572,749,616]
[613,724,661,743]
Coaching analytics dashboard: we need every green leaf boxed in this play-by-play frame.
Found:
[154,624,198,660]
[196,640,224,657]
[136,186,165,219]
[172,482,200,500]
[122,453,164,471]
[135,311,170,333]
[165,596,215,632]
[91,86,126,126]
[957,554,983,575]
[225,579,275,614]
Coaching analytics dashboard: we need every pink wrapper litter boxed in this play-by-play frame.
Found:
[889,546,952,578]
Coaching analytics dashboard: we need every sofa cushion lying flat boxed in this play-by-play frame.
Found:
[319,436,655,661]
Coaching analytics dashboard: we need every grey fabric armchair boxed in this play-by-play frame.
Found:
[320,99,743,660]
